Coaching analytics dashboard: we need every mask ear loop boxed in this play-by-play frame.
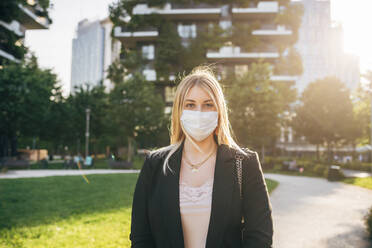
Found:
[180,112,204,153]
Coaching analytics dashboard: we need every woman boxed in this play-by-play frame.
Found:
[130,66,273,248]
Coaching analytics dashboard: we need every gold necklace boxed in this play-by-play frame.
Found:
[183,146,216,173]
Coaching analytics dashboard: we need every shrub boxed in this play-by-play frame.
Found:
[299,161,313,172]
[262,157,275,170]
[313,164,327,176]
[364,205,372,240]
[341,161,372,172]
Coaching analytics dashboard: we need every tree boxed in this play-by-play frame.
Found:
[350,70,372,160]
[292,76,360,161]
[58,83,110,157]
[107,63,167,161]
[225,62,297,158]
[0,55,60,158]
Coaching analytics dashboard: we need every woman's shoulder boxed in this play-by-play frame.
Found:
[146,144,174,161]
[142,144,176,171]
[228,145,257,160]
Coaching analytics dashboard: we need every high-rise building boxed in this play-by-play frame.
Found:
[0,0,50,64]
[70,18,120,95]
[294,0,359,93]
[277,0,360,154]
[113,1,300,114]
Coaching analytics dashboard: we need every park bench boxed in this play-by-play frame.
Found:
[0,157,30,170]
[108,159,133,169]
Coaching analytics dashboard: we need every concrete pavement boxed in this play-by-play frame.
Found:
[265,173,372,248]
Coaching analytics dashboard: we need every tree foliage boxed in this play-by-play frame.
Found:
[292,77,362,160]
[0,55,60,157]
[107,60,168,150]
[225,62,297,150]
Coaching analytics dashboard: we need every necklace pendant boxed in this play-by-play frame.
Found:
[191,168,199,173]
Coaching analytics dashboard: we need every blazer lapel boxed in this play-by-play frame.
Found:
[206,143,235,248]
[162,141,185,248]
[162,140,236,248]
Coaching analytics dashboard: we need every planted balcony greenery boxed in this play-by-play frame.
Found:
[110,0,303,80]
[0,25,27,61]
[0,0,52,24]
[0,0,52,63]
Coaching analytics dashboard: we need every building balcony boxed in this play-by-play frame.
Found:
[0,20,25,37]
[252,26,292,40]
[232,1,278,20]
[114,26,158,46]
[17,4,49,29]
[143,69,156,81]
[206,46,279,63]
[0,49,21,63]
[132,3,221,20]
[270,75,298,82]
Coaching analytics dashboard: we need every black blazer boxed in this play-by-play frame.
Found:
[129,139,273,248]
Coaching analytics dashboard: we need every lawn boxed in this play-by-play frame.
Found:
[342,177,372,190]
[0,174,278,248]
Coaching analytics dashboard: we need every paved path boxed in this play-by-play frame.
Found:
[264,173,372,248]
[342,169,372,178]
[0,169,140,179]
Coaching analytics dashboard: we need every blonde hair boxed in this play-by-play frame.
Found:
[151,65,248,175]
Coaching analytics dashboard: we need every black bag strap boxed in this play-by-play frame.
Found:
[235,147,248,226]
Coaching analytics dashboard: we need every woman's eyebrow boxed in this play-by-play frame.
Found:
[185,99,213,102]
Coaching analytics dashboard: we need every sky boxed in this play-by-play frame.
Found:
[24,0,372,97]
[330,0,372,76]
[24,0,114,97]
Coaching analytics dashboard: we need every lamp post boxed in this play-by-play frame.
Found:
[85,108,91,158]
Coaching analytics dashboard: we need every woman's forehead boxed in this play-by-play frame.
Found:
[185,85,212,101]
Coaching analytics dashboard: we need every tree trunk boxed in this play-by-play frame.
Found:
[261,144,265,163]
[11,134,17,157]
[316,144,319,161]
[327,142,331,162]
[127,136,133,162]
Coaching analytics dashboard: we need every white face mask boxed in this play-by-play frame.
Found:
[180,110,218,142]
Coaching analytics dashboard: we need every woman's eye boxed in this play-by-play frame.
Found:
[185,103,194,108]
[206,103,214,107]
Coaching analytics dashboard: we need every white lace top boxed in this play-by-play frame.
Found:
[179,177,214,248]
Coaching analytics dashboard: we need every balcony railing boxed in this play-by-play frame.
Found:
[232,1,278,20]
[17,4,49,29]
[0,49,21,63]
[270,75,298,82]
[206,46,279,62]
[252,25,292,39]
[114,26,158,46]
[132,3,221,20]
[0,20,24,37]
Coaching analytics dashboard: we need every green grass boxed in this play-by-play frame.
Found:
[0,174,278,248]
[342,177,372,190]
[265,178,279,193]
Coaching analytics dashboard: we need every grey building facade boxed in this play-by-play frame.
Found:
[294,0,359,94]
